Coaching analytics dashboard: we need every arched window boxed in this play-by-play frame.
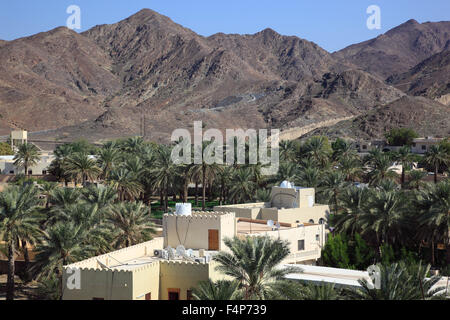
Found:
[319,218,325,225]
[309,219,315,224]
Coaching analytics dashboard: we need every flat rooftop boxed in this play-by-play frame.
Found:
[237,220,291,235]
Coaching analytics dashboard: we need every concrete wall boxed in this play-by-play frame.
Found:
[0,155,55,175]
[259,205,329,225]
[163,212,236,251]
[159,261,210,300]
[132,262,160,300]
[213,203,266,220]
[62,268,133,300]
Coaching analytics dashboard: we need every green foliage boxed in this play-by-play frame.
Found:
[321,234,351,269]
[385,128,418,146]
[351,233,375,270]
[380,243,395,265]
[0,142,14,155]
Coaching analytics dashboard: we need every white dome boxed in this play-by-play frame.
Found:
[280,181,293,188]
[175,203,192,216]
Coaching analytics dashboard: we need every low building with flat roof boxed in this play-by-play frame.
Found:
[214,184,330,226]
[411,137,444,154]
[63,203,327,300]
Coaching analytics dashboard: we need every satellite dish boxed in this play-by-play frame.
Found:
[176,245,186,256]
[267,220,274,228]
[166,246,176,260]
[186,249,193,257]
[276,222,281,230]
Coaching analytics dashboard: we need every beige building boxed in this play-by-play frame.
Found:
[214,183,330,226]
[63,186,328,300]
[0,152,54,175]
[411,137,444,154]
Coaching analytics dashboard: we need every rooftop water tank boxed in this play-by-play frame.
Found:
[175,203,192,216]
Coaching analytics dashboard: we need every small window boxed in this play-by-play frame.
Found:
[9,171,14,174]
[316,234,320,241]
[187,290,193,301]
[319,218,325,225]
[421,145,426,150]
[42,170,47,175]
[145,293,151,300]
[362,145,367,150]
[413,143,416,147]
[298,240,305,251]
[168,289,180,301]
[28,170,33,175]
[309,219,315,224]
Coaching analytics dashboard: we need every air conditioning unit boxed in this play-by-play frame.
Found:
[154,249,163,257]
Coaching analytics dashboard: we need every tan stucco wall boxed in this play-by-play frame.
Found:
[62,269,133,300]
[132,262,160,300]
[213,204,266,220]
[259,205,329,225]
[163,212,236,251]
[159,261,210,300]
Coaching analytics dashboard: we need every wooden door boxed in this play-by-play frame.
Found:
[145,293,151,300]
[168,288,180,300]
[208,229,219,250]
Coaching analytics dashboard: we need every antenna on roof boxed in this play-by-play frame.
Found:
[166,246,176,260]
[176,245,186,256]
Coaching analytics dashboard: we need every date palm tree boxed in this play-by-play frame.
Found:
[150,146,177,211]
[0,185,42,300]
[423,145,449,184]
[408,170,427,190]
[393,146,416,188]
[97,145,121,180]
[32,222,97,299]
[365,152,397,186]
[213,236,298,300]
[107,201,156,249]
[65,152,101,186]
[334,187,371,237]
[416,181,450,263]
[320,171,347,215]
[13,142,41,177]
[108,168,143,202]
[229,168,255,204]
[192,280,241,300]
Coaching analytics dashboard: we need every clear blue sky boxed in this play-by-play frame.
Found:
[0,0,448,52]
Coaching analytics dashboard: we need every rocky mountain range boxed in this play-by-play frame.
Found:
[0,9,448,144]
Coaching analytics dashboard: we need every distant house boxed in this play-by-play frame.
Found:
[411,137,444,154]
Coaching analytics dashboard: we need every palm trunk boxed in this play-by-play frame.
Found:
[431,239,435,266]
[434,165,438,184]
[401,168,405,188]
[160,190,164,210]
[22,240,31,282]
[183,179,189,204]
[6,242,15,301]
[202,165,206,211]
[195,182,199,206]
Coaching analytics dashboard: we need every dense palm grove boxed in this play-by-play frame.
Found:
[0,132,449,300]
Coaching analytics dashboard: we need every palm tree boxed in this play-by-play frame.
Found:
[320,171,347,215]
[82,185,117,212]
[97,145,121,179]
[416,181,450,263]
[276,162,298,184]
[108,168,143,202]
[361,190,406,249]
[295,166,322,189]
[279,140,297,163]
[346,262,445,300]
[65,152,101,186]
[423,145,449,184]
[286,282,342,300]
[32,222,97,298]
[338,156,363,182]
[13,142,41,177]
[365,152,397,186]
[229,168,255,204]
[334,187,371,237]
[150,146,177,211]
[393,146,416,188]
[332,138,358,162]
[107,202,156,248]
[39,182,58,209]
[189,142,222,210]
[0,185,42,300]
[192,280,241,300]
[303,136,332,169]
[213,236,298,300]
[408,170,427,190]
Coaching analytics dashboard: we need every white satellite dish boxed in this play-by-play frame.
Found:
[267,220,274,228]
[176,245,186,256]
[166,246,176,260]
[275,222,281,230]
